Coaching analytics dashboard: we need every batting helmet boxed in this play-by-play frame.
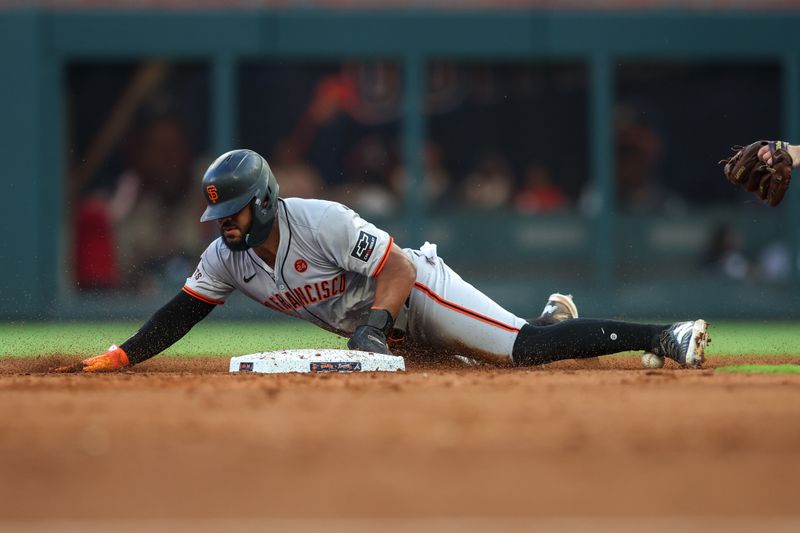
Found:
[200,149,280,248]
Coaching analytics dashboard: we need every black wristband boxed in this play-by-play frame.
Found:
[365,308,394,335]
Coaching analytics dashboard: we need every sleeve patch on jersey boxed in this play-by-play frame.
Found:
[351,231,377,262]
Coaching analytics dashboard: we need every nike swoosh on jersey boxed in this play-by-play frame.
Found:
[243,273,256,283]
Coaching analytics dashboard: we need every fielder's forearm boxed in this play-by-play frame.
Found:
[120,290,215,365]
[790,144,800,168]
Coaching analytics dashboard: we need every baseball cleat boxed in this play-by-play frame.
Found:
[535,293,579,325]
[654,319,709,368]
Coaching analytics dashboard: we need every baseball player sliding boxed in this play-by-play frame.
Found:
[58,149,709,373]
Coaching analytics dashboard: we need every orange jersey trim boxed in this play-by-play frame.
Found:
[182,285,225,305]
[371,236,394,278]
[413,282,520,333]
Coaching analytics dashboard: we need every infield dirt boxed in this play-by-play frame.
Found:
[1,355,799,526]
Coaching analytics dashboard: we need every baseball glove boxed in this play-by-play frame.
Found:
[720,140,793,206]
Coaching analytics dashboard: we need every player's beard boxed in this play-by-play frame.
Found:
[220,223,250,251]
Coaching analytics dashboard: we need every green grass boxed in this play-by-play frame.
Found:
[702,321,800,356]
[716,364,800,374]
[0,320,347,357]
[0,319,799,358]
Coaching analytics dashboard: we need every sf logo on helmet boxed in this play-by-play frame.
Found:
[206,185,219,204]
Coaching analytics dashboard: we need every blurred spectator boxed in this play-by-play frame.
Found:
[70,61,212,293]
[333,135,398,216]
[514,162,568,214]
[340,61,402,125]
[390,141,452,209]
[282,62,401,190]
[108,114,209,292]
[270,140,324,199]
[702,223,750,281]
[758,241,792,282]
[461,152,515,209]
[615,104,665,210]
[579,104,686,215]
[287,71,359,177]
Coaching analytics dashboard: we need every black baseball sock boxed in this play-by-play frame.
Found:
[511,319,668,366]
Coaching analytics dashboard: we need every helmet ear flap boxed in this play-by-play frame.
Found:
[252,190,271,218]
[244,189,279,247]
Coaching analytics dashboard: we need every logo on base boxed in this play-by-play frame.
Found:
[238,362,254,372]
[310,361,362,372]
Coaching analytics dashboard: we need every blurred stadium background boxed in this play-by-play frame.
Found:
[2,0,800,324]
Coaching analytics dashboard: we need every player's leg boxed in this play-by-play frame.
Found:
[512,319,662,364]
[403,247,707,367]
[403,248,527,364]
[512,319,708,368]
[413,291,579,367]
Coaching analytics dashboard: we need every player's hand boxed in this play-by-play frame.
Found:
[51,345,130,373]
[759,142,800,168]
[348,309,395,355]
[348,325,392,355]
[721,140,793,206]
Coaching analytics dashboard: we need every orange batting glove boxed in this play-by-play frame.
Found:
[81,345,130,372]
[52,345,130,373]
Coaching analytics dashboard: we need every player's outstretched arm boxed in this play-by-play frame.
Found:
[52,291,216,373]
[348,244,416,355]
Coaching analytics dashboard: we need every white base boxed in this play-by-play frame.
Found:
[229,349,406,374]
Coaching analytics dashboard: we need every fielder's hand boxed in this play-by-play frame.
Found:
[720,140,794,206]
[347,309,394,355]
[51,345,130,373]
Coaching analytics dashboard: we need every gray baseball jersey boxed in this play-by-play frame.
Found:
[184,197,526,363]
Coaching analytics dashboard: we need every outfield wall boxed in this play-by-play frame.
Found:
[2,8,800,320]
